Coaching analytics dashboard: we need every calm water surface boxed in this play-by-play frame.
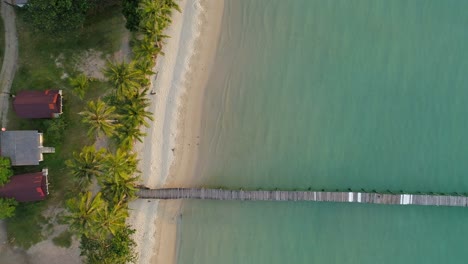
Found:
[177,1,468,263]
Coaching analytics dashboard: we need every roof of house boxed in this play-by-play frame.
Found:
[14,0,29,6]
[0,170,48,202]
[0,131,42,166]
[13,90,62,119]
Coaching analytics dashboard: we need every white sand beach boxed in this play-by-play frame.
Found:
[128,0,224,263]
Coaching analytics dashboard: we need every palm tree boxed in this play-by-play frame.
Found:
[97,197,129,236]
[100,173,139,202]
[101,149,139,179]
[64,191,107,238]
[69,74,89,100]
[135,58,156,78]
[133,36,160,61]
[99,149,140,201]
[121,98,154,128]
[116,124,146,151]
[139,0,168,29]
[103,61,144,99]
[65,145,107,189]
[79,99,120,138]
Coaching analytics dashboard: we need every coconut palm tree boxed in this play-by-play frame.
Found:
[116,124,146,151]
[69,74,89,100]
[98,149,140,201]
[64,191,106,238]
[79,99,121,138]
[103,61,144,99]
[97,197,129,236]
[100,173,139,202]
[65,145,107,189]
[121,98,154,128]
[134,58,156,79]
[101,149,139,179]
[133,36,160,61]
[139,0,169,28]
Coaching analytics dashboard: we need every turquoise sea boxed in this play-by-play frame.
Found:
[177,1,468,263]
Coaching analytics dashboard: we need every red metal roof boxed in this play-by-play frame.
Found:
[0,172,48,202]
[13,90,62,118]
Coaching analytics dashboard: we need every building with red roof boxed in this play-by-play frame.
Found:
[0,169,49,202]
[13,90,63,119]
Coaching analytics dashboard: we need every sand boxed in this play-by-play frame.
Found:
[127,0,224,263]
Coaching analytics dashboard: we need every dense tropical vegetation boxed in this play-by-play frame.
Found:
[62,0,181,262]
[0,157,16,219]
[0,198,17,219]
[0,157,13,186]
[1,0,180,261]
[24,0,118,33]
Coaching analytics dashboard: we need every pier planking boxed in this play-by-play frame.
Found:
[137,188,468,207]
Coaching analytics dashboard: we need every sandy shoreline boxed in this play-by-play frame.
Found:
[128,0,224,263]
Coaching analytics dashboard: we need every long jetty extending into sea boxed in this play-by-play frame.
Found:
[137,188,468,208]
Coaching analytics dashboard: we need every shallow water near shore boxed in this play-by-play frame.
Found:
[177,0,468,263]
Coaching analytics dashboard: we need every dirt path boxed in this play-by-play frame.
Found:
[0,0,19,261]
[0,0,18,128]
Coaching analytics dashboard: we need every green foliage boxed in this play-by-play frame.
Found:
[64,191,107,239]
[122,0,142,32]
[80,226,138,264]
[0,198,18,219]
[0,157,13,186]
[42,117,68,147]
[69,74,89,100]
[25,0,90,33]
[65,145,107,189]
[79,99,121,138]
[99,149,139,202]
[6,4,127,250]
[97,198,128,235]
[6,202,47,248]
[52,230,73,248]
[103,61,145,99]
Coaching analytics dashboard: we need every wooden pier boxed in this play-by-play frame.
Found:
[137,188,468,208]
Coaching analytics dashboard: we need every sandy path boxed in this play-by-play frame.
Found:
[128,0,224,263]
[0,1,19,261]
[0,0,18,127]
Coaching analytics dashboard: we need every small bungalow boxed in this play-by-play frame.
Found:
[13,90,63,119]
[13,0,29,8]
[0,130,55,166]
[0,169,49,202]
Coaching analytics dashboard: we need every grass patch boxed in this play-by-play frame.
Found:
[52,230,73,248]
[6,202,47,249]
[6,5,126,248]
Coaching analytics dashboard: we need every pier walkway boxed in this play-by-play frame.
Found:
[137,188,468,207]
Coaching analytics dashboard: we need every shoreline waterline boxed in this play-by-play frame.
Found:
[128,0,225,263]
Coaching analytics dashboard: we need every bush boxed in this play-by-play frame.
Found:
[52,230,73,248]
[43,117,68,147]
[80,226,137,264]
[0,157,13,186]
[0,198,18,219]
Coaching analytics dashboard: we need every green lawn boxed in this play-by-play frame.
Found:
[6,6,126,249]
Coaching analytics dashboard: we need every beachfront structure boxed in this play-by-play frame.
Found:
[138,188,468,208]
[0,130,55,166]
[13,90,63,119]
[13,0,29,7]
[0,169,49,202]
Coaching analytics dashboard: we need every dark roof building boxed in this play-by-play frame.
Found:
[0,169,49,202]
[13,90,63,119]
[0,131,55,166]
